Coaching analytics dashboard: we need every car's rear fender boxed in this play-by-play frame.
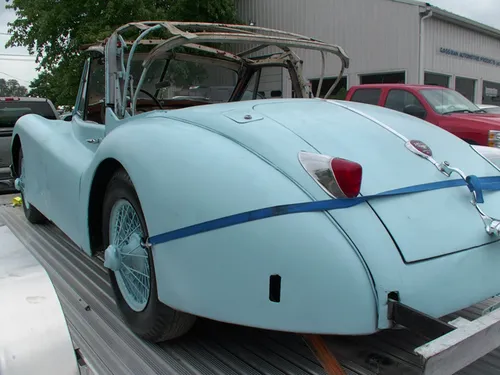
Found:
[80,117,382,334]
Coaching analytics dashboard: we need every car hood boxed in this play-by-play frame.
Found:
[443,112,500,128]
[164,99,500,263]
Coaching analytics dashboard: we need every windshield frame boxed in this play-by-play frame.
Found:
[94,21,350,120]
[419,88,482,115]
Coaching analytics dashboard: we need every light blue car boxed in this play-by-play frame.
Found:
[10,21,500,370]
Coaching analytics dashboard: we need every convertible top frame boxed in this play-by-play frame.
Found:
[92,21,350,119]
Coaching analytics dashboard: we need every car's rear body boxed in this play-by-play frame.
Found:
[0,97,58,189]
[144,98,500,331]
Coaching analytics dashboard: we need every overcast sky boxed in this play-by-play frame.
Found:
[0,1,499,89]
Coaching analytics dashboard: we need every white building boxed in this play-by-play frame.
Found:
[236,0,500,104]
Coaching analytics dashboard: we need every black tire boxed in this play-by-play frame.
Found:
[18,148,47,224]
[102,169,196,342]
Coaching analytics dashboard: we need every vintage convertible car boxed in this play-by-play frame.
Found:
[10,22,500,370]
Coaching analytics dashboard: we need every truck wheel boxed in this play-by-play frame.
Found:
[102,169,196,342]
[17,149,47,224]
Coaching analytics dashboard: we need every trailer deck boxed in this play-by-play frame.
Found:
[1,195,500,375]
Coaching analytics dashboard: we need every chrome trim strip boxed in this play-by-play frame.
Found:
[326,100,409,142]
[326,100,449,176]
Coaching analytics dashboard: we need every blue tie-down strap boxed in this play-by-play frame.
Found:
[147,175,500,246]
[466,175,484,203]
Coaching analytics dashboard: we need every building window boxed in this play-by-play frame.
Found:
[350,88,381,105]
[359,71,405,85]
[424,72,450,88]
[455,76,476,102]
[309,77,347,99]
[244,66,284,99]
[482,81,500,105]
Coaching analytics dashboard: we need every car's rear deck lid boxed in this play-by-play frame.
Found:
[252,100,500,263]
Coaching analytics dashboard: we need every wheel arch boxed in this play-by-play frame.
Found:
[88,157,126,255]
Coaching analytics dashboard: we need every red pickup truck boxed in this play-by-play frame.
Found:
[345,84,500,147]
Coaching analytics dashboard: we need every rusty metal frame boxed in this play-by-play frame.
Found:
[100,21,350,119]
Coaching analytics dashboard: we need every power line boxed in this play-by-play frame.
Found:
[0,53,34,57]
[0,58,36,62]
[0,71,31,84]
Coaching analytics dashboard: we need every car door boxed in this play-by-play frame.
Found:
[45,56,106,243]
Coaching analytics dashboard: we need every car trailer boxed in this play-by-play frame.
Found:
[2,194,500,375]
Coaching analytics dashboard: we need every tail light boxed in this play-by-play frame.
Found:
[298,151,363,198]
[488,130,500,148]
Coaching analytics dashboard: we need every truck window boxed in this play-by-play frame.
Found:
[0,101,57,129]
[384,90,424,113]
[350,88,381,105]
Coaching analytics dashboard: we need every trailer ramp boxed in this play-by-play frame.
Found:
[1,202,500,375]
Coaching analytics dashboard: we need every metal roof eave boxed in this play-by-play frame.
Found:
[391,0,500,41]
[430,8,500,41]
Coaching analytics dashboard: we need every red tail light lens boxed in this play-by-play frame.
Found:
[330,158,362,198]
[298,152,363,199]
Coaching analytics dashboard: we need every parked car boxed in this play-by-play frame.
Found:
[59,111,73,121]
[10,21,500,372]
[478,104,500,114]
[0,97,58,190]
[345,84,500,147]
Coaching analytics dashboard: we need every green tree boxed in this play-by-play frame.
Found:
[5,0,239,106]
[0,78,28,96]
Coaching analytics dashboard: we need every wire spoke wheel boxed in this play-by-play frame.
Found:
[109,199,151,312]
[102,170,196,342]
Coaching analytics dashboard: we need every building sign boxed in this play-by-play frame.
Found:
[485,87,499,97]
[439,47,500,67]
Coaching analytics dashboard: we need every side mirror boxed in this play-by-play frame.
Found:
[403,104,427,119]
